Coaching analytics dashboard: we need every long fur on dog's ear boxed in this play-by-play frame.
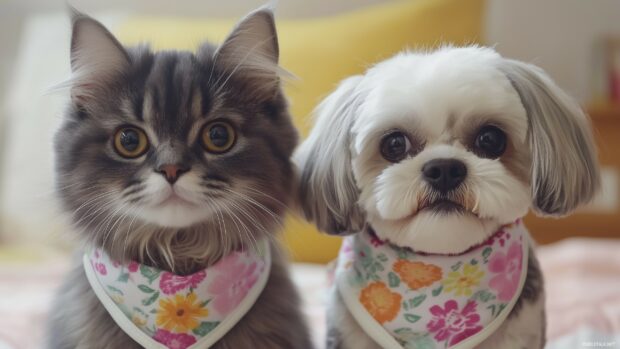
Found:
[295,76,366,235]
[498,59,600,216]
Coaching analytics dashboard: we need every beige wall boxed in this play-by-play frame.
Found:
[486,0,620,103]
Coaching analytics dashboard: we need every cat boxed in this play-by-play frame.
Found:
[46,8,313,349]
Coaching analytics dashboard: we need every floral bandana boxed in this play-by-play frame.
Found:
[335,220,529,349]
[83,239,271,349]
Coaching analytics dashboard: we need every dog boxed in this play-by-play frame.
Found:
[296,46,600,349]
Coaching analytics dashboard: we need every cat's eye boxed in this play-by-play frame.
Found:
[473,125,507,159]
[113,126,149,158]
[201,121,236,154]
[380,131,412,162]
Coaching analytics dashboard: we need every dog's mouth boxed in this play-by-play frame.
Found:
[391,195,479,224]
[419,199,465,213]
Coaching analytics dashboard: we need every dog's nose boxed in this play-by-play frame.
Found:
[422,159,467,193]
[156,164,190,184]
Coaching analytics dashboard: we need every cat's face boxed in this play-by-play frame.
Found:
[55,10,296,257]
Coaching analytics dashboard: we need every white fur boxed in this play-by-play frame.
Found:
[350,47,531,253]
[299,46,599,349]
[124,171,220,228]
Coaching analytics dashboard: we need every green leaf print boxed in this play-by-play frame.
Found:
[470,258,478,265]
[432,285,443,297]
[397,249,413,260]
[132,307,148,317]
[138,285,156,293]
[482,247,492,263]
[388,272,401,288]
[394,329,436,349]
[145,325,157,337]
[200,299,212,308]
[410,294,426,308]
[140,265,161,284]
[117,272,130,283]
[107,285,124,296]
[472,290,496,303]
[376,253,389,263]
[404,314,421,323]
[496,303,507,315]
[193,321,220,336]
[142,291,160,307]
[450,261,462,271]
[487,304,497,316]
[348,267,364,287]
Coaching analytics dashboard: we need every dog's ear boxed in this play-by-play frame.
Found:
[498,59,600,216]
[295,76,365,235]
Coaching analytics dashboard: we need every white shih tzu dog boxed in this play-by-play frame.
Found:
[296,47,600,349]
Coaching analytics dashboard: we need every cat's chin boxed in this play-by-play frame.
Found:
[136,204,211,228]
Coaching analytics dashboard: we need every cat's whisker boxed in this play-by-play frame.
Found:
[243,186,289,209]
[224,203,257,253]
[223,189,285,234]
[72,195,120,231]
[71,190,118,218]
[98,202,132,252]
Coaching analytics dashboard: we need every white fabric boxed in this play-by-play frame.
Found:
[83,239,271,349]
[336,220,529,349]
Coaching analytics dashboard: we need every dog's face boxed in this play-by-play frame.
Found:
[297,47,599,254]
[351,49,531,253]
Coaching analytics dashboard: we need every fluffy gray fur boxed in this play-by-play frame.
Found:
[47,8,312,349]
[497,59,600,215]
[296,77,366,236]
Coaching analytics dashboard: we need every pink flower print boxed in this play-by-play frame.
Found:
[369,232,385,248]
[488,241,522,301]
[159,270,206,295]
[208,253,260,315]
[427,300,482,345]
[153,329,197,349]
[482,229,506,247]
[93,262,107,276]
[127,261,139,273]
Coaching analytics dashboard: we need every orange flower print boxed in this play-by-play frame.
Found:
[359,281,402,324]
[393,260,442,290]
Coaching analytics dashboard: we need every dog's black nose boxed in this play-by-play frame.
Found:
[422,159,467,193]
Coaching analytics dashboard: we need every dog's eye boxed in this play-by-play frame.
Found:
[380,131,411,162]
[474,125,507,159]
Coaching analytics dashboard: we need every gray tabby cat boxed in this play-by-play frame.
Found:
[46,8,313,349]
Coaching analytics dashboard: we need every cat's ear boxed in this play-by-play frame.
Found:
[69,9,130,103]
[213,7,282,99]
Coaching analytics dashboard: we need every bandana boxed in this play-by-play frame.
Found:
[83,239,271,349]
[335,220,529,349]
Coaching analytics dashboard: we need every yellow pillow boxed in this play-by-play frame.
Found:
[117,0,486,264]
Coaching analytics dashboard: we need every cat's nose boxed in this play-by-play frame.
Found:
[156,164,190,184]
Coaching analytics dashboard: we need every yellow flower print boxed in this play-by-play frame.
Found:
[110,294,124,304]
[132,312,147,327]
[443,264,484,296]
[156,292,209,332]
